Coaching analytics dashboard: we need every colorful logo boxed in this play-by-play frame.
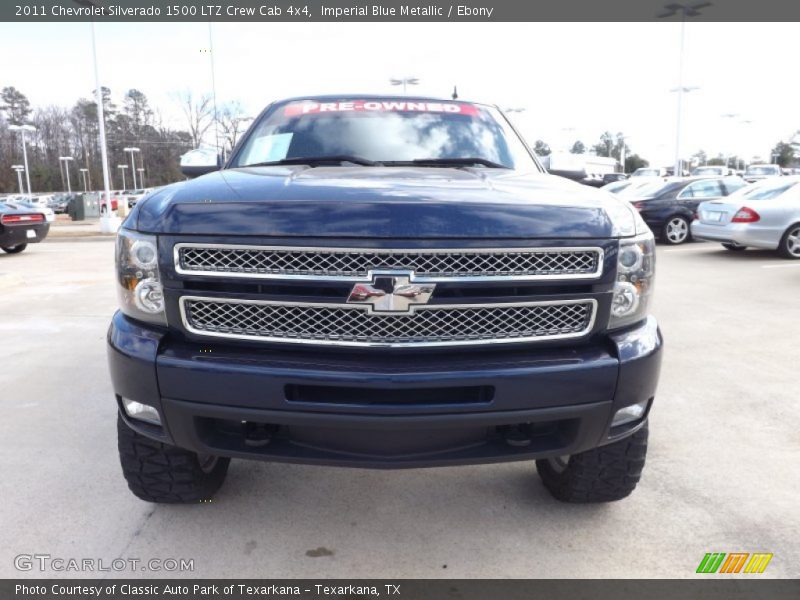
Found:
[696,553,773,574]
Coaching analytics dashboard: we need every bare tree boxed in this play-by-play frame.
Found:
[175,91,214,149]
[216,101,251,157]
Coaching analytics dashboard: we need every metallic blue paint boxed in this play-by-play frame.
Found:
[132,167,621,239]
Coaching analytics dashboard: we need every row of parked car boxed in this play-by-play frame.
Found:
[601,172,800,258]
[628,162,797,182]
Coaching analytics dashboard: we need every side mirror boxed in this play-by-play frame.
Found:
[180,148,221,179]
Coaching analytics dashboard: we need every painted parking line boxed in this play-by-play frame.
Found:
[762,263,800,269]
[664,246,715,253]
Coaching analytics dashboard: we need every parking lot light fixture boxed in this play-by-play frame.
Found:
[9,124,36,195]
[390,77,419,95]
[11,165,25,194]
[79,168,90,192]
[117,164,128,190]
[124,147,141,188]
[59,156,74,193]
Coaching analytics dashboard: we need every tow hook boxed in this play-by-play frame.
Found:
[243,422,277,447]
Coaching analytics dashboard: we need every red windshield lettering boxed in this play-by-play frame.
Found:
[283,100,479,117]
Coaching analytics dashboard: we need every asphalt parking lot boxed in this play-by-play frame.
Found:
[1,238,798,579]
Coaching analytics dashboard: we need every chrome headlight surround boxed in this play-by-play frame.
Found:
[609,231,656,330]
[116,229,166,325]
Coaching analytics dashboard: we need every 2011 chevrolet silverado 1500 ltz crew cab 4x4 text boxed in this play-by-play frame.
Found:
[108,96,663,504]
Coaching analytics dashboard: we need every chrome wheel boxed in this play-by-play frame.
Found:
[664,217,689,244]
[786,227,800,257]
[548,455,571,474]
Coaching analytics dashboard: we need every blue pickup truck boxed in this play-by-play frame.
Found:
[108,96,663,504]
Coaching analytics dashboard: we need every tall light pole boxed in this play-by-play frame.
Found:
[740,119,754,169]
[59,156,74,192]
[619,135,631,173]
[79,168,90,192]
[124,147,140,188]
[137,167,146,188]
[669,84,700,176]
[721,113,739,168]
[12,166,25,194]
[74,0,118,229]
[117,164,128,190]
[561,126,576,152]
[90,21,112,212]
[9,124,36,195]
[208,23,220,159]
[390,77,419,95]
[658,1,710,177]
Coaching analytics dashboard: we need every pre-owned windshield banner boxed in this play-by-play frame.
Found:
[3,0,800,21]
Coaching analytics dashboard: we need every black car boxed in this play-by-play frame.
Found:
[625,177,747,244]
[0,201,50,253]
[603,173,628,184]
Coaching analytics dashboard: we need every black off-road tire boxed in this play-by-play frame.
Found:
[2,244,27,254]
[117,415,230,503]
[536,422,648,503]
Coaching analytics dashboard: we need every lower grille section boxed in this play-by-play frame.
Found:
[180,296,597,348]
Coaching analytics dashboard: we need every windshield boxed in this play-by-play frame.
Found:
[633,168,659,177]
[692,167,723,176]
[738,181,798,200]
[232,99,537,171]
[745,165,779,175]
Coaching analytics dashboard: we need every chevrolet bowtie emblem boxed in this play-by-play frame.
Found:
[347,274,435,313]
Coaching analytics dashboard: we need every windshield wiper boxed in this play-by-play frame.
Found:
[384,157,509,169]
[243,155,379,167]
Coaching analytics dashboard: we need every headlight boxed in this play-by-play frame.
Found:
[609,232,655,330]
[116,229,166,325]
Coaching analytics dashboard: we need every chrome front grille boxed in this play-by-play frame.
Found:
[180,297,597,348]
[175,244,603,281]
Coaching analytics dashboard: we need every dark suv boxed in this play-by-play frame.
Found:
[108,96,663,504]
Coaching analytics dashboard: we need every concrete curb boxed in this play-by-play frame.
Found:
[48,230,115,239]
[45,235,115,243]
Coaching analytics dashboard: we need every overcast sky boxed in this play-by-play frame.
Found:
[1,21,796,166]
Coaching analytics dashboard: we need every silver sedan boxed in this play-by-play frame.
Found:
[691,176,800,258]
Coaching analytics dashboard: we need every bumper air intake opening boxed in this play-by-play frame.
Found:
[284,384,495,406]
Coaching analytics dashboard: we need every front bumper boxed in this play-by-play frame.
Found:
[108,312,663,468]
[691,221,781,250]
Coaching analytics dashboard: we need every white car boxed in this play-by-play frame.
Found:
[691,176,800,258]
[691,166,735,177]
[743,163,782,183]
[631,167,667,177]
[10,195,55,222]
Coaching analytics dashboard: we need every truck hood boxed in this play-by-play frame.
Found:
[133,166,634,239]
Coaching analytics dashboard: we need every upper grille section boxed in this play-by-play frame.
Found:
[180,297,597,348]
[174,244,604,282]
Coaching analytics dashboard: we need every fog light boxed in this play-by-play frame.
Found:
[611,281,640,317]
[611,400,649,428]
[122,398,161,426]
[133,278,164,314]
